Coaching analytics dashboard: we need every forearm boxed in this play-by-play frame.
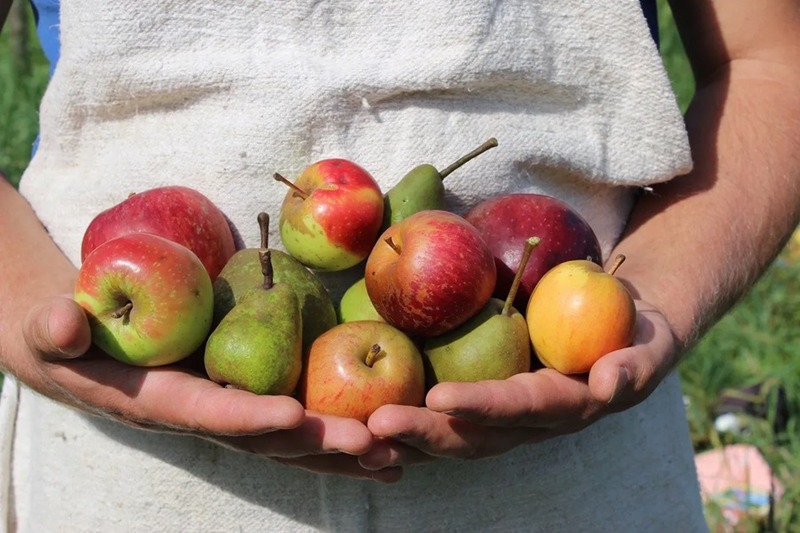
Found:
[0,178,78,379]
[613,63,800,352]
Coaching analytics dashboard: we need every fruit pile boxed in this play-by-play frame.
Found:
[74,139,636,423]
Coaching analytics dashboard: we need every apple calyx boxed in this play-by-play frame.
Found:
[438,137,499,180]
[273,172,308,200]
[111,301,133,319]
[385,236,402,255]
[257,212,274,290]
[607,254,626,276]
[365,343,385,368]
[501,236,540,317]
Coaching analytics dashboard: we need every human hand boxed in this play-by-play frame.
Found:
[359,300,678,469]
[17,294,402,482]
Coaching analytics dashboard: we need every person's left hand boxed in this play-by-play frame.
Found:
[359,300,679,469]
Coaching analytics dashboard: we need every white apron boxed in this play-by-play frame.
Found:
[4,0,705,530]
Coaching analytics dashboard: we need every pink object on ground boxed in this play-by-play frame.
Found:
[695,444,784,529]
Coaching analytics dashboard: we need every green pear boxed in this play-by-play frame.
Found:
[204,234,303,395]
[381,137,498,230]
[422,237,540,385]
[214,213,337,351]
[337,278,385,324]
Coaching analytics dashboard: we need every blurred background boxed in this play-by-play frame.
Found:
[1,0,798,529]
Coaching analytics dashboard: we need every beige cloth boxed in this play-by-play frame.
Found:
[4,0,704,530]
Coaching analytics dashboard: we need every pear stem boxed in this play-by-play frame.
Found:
[111,301,133,319]
[501,236,541,317]
[273,172,308,200]
[365,344,384,368]
[257,212,274,290]
[607,254,626,276]
[385,236,402,255]
[438,137,499,180]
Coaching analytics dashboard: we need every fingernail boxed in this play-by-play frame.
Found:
[609,367,629,404]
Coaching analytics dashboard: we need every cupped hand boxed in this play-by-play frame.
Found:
[17,294,401,482]
[360,300,679,470]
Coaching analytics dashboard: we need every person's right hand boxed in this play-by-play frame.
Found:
[15,294,403,483]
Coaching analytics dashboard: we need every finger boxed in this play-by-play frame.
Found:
[588,304,678,410]
[274,455,404,484]
[424,370,597,429]
[24,295,91,360]
[211,412,374,457]
[358,437,437,470]
[46,359,306,435]
[368,405,538,460]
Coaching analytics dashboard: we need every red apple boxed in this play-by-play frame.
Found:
[365,210,496,337]
[81,185,236,280]
[74,233,214,367]
[465,193,602,314]
[526,255,636,374]
[275,159,384,271]
[299,321,426,423]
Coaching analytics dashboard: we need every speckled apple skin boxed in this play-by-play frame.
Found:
[365,210,497,338]
[80,185,236,281]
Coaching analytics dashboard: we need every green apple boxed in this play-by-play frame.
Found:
[337,278,385,324]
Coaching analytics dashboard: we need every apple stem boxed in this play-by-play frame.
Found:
[502,236,541,317]
[607,254,626,276]
[365,344,384,368]
[257,212,274,290]
[438,137,499,180]
[111,301,133,319]
[273,172,308,200]
[385,236,402,255]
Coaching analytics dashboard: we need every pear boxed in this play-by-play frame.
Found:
[337,278,386,324]
[213,213,337,351]
[204,214,303,395]
[422,237,540,385]
[381,137,498,230]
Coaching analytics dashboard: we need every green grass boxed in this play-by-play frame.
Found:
[2,2,798,530]
[0,1,49,187]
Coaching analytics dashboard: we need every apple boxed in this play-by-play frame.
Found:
[364,210,496,337]
[526,255,636,374]
[299,321,426,423]
[81,185,236,281]
[274,159,384,271]
[74,233,214,367]
[465,193,602,313]
[337,278,385,324]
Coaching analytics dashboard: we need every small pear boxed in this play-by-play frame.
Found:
[337,278,386,324]
[204,214,303,395]
[422,236,540,385]
[213,213,337,351]
[382,138,498,230]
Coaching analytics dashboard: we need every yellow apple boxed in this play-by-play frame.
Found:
[526,255,636,374]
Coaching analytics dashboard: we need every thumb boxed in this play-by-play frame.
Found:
[24,296,92,360]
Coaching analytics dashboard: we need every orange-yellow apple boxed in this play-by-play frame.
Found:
[526,255,636,374]
[81,185,236,281]
[364,210,496,337]
[299,321,425,423]
[275,159,384,271]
